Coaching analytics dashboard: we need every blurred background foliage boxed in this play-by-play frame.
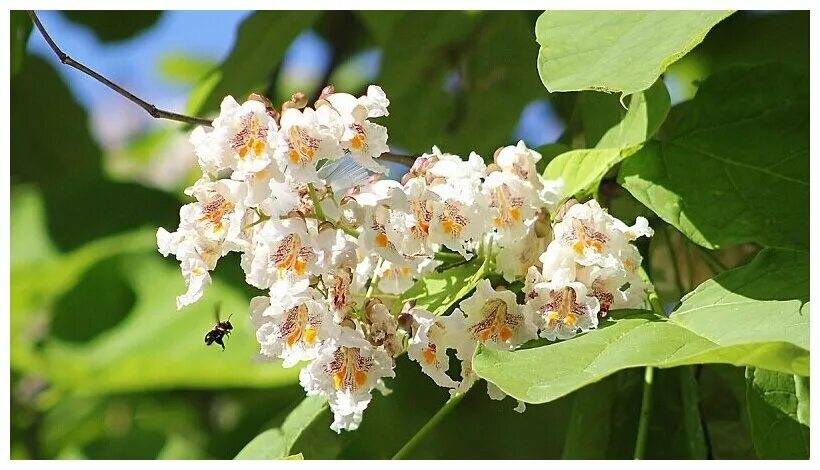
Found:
[10,10,808,459]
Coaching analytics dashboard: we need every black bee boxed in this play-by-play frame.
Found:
[205,303,233,350]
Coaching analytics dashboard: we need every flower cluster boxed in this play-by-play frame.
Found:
[157,85,652,432]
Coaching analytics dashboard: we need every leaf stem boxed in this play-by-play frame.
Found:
[391,392,466,459]
[633,365,655,460]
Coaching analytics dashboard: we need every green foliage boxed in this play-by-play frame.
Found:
[10,10,32,76]
[189,11,321,115]
[746,368,809,459]
[400,257,487,315]
[535,11,732,95]
[157,52,216,86]
[235,396,328,459]
[10,10,811,460]
[63,11,162,42]
[620,64,809,250]
[544,146,641,201]
[374,11,545,157]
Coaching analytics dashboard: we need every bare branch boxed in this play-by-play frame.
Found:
[27,10,212,127]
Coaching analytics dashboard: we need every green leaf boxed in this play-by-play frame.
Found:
[543,146,642,201]
[585,78,671,149]
[619,64,809,250]
[400,258,487,315]
[672,247,809,351]
[62,11,162,43]
[11,10,32,76]
[535,11,732,95]
[157,52,215,87]
[746,368,809,459]
[474,248,808,404]
[376,12,546,157]
[190,11,321,115]
[235,396,328,459]
[698,365,756,458]
[561,378,615,458]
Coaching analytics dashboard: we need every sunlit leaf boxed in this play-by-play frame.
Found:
[535,11,732,95]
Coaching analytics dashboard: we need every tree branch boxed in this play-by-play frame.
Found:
[27,10,213,127]
[27,10,417,168]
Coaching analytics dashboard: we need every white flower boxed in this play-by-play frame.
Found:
[273,107,344,183]
[429,150,487,186]
[175,255,211,310]
[455,279,537,350]
[300,327,395,433]
[324,87,390,173]
[494,140,542,189]
[406,309,466,389]
[245,217,323,290]
[250,289,340,367]
[495,225,549,283]
[428,178,488,259]
[526,280,600,341]
[551,199,626,267]
[482,170,540,245]
[385,177,440,257]
[195,96,279,177]
[375,257,440,295]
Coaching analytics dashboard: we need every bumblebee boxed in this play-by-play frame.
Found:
[205,303,233,350]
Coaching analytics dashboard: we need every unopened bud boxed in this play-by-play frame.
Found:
[286,210,306,221]
[340,317,356,329]
[492,146,504,164]
[248,93,273,108]
[318,84,336,101]
[486,163,501,174]
[534,211,552,239]
[291,92,308,109]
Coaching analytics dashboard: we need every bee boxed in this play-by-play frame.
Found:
[205,302,233,350]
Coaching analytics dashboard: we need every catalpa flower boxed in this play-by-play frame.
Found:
[407,309,467,389]
[324,85,390,174]
[245,217,323,290]
[494,140,543,190]
[385,177,439,258]
[455,279,538,350]
[192,96,279,177]
[300,326,395,433]
[428,178,488,259]
[495,225,550,283]
[482,170,540,245]
[375,257,440,295]
[250,288,340,367]
[273,106,344,183]
[525,280,600,341]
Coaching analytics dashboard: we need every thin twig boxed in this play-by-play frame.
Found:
[28,10,213,127]
[392,392,466,459]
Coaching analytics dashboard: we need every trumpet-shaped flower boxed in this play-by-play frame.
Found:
[250,289,340,367]
[300,327,395,433]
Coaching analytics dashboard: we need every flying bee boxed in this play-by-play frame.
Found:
[205,302,233,350]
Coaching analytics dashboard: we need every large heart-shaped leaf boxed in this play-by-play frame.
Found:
[473,248,809,404]
[619,64,809,250]
[535,11,732,95]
